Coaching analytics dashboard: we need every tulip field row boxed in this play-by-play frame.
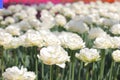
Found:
[1,1,120,80]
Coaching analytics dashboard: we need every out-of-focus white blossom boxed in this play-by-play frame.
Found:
[112,50,120,62]
[94,36,113,49]
[26,7,37,16]
[45,2,54,9]
[3,37,23,49]
[22,30,44,47]
[50,4,63,15]
[61,7,75,18]
[55,14,67,26]
[0,16,3,21]
[64,19,89,34]
[5,25,21,36]
[37,46,70,68]
[73,15,93,25]
[99,18,117,27]
[110,24,120,35]
[111,37,120,48]
[2,66,36,80]
[18,20,32,31]
[0,32,13,47]
[58,32,85,50]
[28,19,41,30]
[40,10,54,22]
[75,48,100,65]
[13,10,28,20]
[8,4,23,13]
[39,30,61,46]
[4,17,15,24]
[88,27,107,39]
[0,9,12,16]
[40,10,55,29]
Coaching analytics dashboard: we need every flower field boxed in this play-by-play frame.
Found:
[1,1,120,80]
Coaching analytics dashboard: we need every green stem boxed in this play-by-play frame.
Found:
[78,62,83,80]
[72,61,75,80]
[50,65,53,80]
[99,49,106,80]
[109,61,114,80]
[115,64,120,80]
[86,66,89,80]
[92,63,95,80]
[36,58,38,80]
[1,51,4,80]
[42,63,44,80]
[34,47,38,80]
[61,69,65,80]
[69,61,72,80]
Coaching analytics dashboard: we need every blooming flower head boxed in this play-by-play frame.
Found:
[26,7,37,16]
[50,4,63,15]
[110,37,120,48]
[55,14,67,26]
[39,30,61,47]
[18,20,32,31]
[37,46,70,68]
[75,48,100,65]
[64,19,89,34]
[22,29,44,47]
[3,37,23,49]
[61,7,75,18]
[88,27,107,39]
[5,24,21,36]
[40,10,55,29]
[28,19,41,30]
[58,31,85,50]
[94,35,113,49]
[2,66,36,80]
[0,31,13,47]
[112,50,120,62]
[110,24,120,35]
[4,17,15,24]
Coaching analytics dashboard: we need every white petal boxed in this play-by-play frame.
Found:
[56,63,65,68]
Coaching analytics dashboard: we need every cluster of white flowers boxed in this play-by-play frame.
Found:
[2,1,120,77]
[2,66,36,80]
[94,35,120,49]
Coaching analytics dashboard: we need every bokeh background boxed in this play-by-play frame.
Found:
[3,0,118,4]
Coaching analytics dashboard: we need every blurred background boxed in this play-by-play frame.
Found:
[3,0,120,4]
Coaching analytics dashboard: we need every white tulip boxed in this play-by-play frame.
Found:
[37,46,70,68]
[28,19,41,30]
[112,50,120,62]
[55,14,67,26]
[88,27,107,39]
[0,32,13,47]
[3,37,22,49]
[5,25,21,36]
[4,17,15,24]
[64,19,89,34]
[23,30,44,47]
[75,48,100,65]
[58,32,85,50]
[26,7,37,16]
[61,7,75,18]
[110,24,120,35]
[111,37,120,49]
[2,66,36,80]
[39,30,61,46]
[94,36,114,49]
